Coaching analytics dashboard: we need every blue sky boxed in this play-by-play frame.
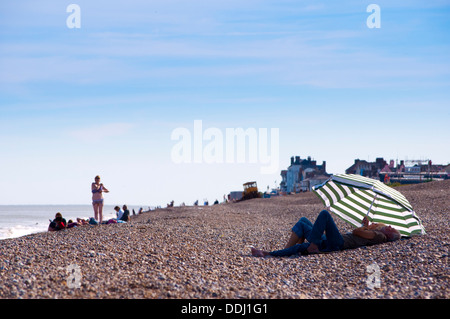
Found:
[0,1,449,206]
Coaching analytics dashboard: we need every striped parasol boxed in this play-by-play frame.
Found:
[312,173,425,237]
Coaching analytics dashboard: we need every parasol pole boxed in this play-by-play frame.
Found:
[362,186,378,226]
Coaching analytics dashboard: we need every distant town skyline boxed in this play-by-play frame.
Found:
[1,1,449,206]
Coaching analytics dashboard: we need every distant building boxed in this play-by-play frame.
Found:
[345,158,387,178]
[280,170,287,193]
[380,159,405,174]
[299,174,330,192]
[280,156,330,193]
[445,164,450,174]
[374,158,449,184]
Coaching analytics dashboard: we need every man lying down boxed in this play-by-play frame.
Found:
[251,210,401,258]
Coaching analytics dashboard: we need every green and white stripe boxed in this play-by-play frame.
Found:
[312,174,426,237]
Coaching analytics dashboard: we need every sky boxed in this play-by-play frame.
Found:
[0,0,449,206]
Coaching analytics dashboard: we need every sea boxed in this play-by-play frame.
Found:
[0,205,140,240]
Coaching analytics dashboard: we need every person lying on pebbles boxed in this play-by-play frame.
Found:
[251,210,401,257]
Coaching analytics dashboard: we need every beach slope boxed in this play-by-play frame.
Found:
[0,180,448,299]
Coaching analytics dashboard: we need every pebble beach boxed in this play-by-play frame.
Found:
[0,180,448,299]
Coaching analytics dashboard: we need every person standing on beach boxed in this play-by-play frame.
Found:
[92,175,109,223]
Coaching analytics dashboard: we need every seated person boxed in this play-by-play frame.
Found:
[251,210,401,257]
[48,212,67,231]
[121,205,131,222]
[113,206,129,223]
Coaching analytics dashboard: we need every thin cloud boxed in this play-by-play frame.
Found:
[69,122,135,142]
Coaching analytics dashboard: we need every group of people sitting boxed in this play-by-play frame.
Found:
[48,205,131,231]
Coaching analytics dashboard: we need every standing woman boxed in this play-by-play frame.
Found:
[92,175,109,223]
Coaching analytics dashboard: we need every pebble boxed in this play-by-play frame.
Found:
[0,180,449,299]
